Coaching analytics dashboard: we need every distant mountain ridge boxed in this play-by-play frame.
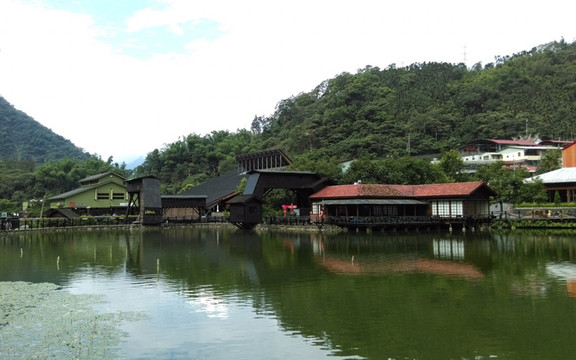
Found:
[0,96,90,163]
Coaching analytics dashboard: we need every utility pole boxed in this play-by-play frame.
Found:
[40,197,45,219]
[407,133,411,155]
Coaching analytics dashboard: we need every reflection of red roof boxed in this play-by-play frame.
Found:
[568,280,576,299]
[310,181,490,200]
[318,256,484,280]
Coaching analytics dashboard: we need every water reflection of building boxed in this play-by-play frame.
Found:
[433,239,465,260]
[546,263,576,299]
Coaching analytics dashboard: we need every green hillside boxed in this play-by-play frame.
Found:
[135,39,576,193]
[256,40,576,159]
[0,96,91,163]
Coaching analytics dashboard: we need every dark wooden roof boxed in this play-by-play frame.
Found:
[180,168,331,209]
[227,194,262,205]
[126,175,160,183]
[161,195,207,208]
[243,169,331,198]
[180,169,247,208]
[44,208,81,219]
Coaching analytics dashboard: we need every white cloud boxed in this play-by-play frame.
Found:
[0,0,575,163]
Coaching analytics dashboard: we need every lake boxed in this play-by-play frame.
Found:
[2,227,576,359]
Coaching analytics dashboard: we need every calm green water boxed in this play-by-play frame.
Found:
[2,227,576,360]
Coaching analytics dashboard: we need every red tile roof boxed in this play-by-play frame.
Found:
[309,184,409,198]
[309,181,488,200]
[487,139,537,146]
[411,181,485,197]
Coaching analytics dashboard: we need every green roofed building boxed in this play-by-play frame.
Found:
[46,172,128,217]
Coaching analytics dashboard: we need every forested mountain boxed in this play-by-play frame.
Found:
[0,96,91,163]
[135,39,576,193]
[0,97,127,214]
[255,40,576,159]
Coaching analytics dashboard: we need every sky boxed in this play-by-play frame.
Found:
[0,0,575,164]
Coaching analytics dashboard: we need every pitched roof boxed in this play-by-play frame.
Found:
[310,184,411,199]
[180,169,247,207]
[411,181,487,197]
[48,183,101,200]
[48,179,123,200]
[487,139,538,146]
[539,139,572,146]
[80,172,125,183]
[45,208,81,219]
[528,167,576,184]
[309,181,489,200]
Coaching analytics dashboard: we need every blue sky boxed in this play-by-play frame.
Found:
[1,0,575,163]
[46,0,224,59]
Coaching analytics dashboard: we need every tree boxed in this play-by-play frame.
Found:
[476,162,530,214]
[250,115,270,134]
[236,177,247,194]
[554,191,561,206]
[341,157,447,185]
[517,178,548,204]
[537,148,562,174]
[289,152,343,182]
[0,198,19,214]
[32,156,127,198]
[438,149,466,182]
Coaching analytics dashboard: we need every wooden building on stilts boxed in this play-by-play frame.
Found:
[125,176,163,225]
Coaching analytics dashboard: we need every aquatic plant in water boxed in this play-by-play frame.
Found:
[0,281,145,359]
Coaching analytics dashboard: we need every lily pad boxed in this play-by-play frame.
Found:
[0,281,144,359]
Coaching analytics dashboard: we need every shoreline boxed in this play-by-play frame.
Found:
[2,219,576,235]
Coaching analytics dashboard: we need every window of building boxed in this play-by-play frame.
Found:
[435,201,450,217]
[432,201,463,217]
[112,192,125,200]
[312,203,322,215]
[451,201,463,216]
[336,206,347,216]
[373,205,398,216]
[97,192,109,200]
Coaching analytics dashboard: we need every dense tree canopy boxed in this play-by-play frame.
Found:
[2,39,576,210]
[253,40,576,162]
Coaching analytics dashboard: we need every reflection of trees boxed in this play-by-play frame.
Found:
[255,231,576,359]
[4,229,576,359]
[0,231,140,284]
